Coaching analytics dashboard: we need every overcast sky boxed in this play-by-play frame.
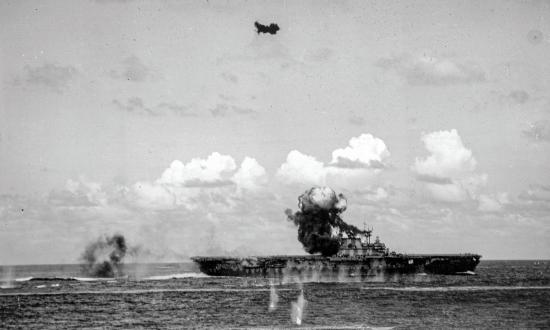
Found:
[1,0,549,264]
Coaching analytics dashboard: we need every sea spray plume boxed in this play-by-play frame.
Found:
[268,280,279,311]
[291,284,307,325]
[81,234,128,277]
[0,266,15,289]
[285,187,365,256]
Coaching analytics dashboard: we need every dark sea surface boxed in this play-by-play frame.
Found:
[1,260,549,329]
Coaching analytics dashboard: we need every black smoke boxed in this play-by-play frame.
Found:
[286,187,364,256]
[81,234,128,277]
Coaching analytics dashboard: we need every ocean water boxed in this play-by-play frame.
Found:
[1,260,549,329]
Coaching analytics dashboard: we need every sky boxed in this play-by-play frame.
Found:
[1,0,549,264]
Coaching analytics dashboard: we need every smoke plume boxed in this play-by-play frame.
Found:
[286,187,364,256]
[81,234,128,277]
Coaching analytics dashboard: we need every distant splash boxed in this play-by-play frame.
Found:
[268,280,279,311]
[1,266,15,289]
[290,288,307,325]
[362,286,550,292]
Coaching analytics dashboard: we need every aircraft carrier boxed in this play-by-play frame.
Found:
[192,229,481,278]
[192,187,481,279]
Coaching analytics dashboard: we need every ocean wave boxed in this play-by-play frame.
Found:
[251,326,394,330]
[15,276,118,282]
[13,273,209,283]
[143,273,210,280]
[362,286,550,292]
[0,287,297,297]
[455,271,476,275]
[73,277,121,282]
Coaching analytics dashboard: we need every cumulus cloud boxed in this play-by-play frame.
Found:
[128,153,268,211]
[413,129,487,202]
[523,120,550,142]
[232,157,268,191]
[276,150,327,185]
[22,63,77,92]
[277,134,390,186]
[413,129,476,181]
[330,134,390,169]
[377,54,485,86]
[158,152,237,186]
[131,181,176,209]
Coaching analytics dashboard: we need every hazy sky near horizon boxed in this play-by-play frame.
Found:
[1,0,549,264]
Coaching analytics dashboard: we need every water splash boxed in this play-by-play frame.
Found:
[291,284,307,325]
[0,266,15,289]
[268,280,279,311]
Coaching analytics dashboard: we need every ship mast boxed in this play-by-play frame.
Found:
[363,221,372,245]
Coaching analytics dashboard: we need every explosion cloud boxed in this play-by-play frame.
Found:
[286,187,364,256]
[81,234,128,277]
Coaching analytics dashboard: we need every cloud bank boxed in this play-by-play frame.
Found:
[377,54,485,86]
[277,134,390,186]
[413,129,487,203]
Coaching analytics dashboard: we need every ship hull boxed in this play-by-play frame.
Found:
[191,254,481,278]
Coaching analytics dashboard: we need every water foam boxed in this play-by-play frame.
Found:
[143,273,210,280]
[455,271,476,275]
